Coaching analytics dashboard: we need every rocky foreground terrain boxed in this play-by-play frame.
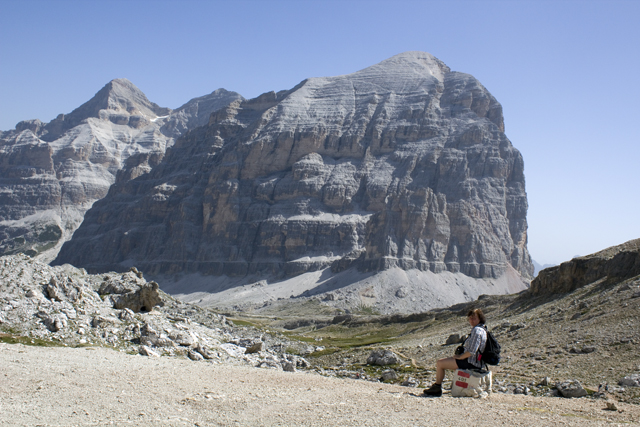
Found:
[1,239,640,425]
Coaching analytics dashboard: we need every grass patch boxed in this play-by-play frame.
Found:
[281,333,318,343]
[355,304,380,315]
[227,318,259,327]
[308,347,339,357]
[324,335,393,348]
[0,334,64,347]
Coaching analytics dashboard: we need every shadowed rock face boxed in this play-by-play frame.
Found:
[54,52,533,283]
[531,238,640,295]
[0,79,242,262]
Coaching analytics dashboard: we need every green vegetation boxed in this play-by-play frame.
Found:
[226,318,259,327]
[37,224,62,242]
[308,347,340,357]
[355,304,380,315]
[0,334,64,347]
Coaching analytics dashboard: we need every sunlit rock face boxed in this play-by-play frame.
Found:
[54,52,533,283]
[0,79,242,262]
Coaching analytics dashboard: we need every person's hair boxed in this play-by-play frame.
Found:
[467,308,486,324]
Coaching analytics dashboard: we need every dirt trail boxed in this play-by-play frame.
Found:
[1,343,638,426]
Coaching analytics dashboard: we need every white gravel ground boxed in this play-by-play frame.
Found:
[1,343,638,426]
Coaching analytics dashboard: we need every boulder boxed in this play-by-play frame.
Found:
[102,280,163,313]
[556,380,588,398]
[91,315,120,328]
[619,374,640,387]
[381,369,398,381]
[170,331,196,347]
[445,334,464,345]
[282,361,296,372]
[367,349,399,366]
[195,343,216,360]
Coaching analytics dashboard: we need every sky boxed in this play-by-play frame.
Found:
[1,0,639,266]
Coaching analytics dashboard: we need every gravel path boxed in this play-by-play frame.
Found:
[1,343,638,427]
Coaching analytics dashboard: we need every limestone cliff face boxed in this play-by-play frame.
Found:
[0,79,242,262]
[55,52,533,282]
[531,239,640,295]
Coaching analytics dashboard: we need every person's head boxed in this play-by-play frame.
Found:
[467,308,486,326]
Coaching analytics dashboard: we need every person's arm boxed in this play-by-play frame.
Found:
[454,351,472,360]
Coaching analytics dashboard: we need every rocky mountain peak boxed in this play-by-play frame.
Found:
[55,52,533,313]
[0,79,242,263]
[39,78,171,141]
[353,51,451,82]
[96,78,170,116]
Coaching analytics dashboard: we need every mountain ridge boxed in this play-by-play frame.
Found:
[0,79,242,262]
[53,51,533,313]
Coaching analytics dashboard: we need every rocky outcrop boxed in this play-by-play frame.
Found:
[0,253,312,368]
[98,268,164,312]
[0,79,241,262]
[530,238,640,295]
[55,52,533,286]
[159,88,243,138]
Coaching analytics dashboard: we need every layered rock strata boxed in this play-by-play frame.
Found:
[531,238,640,295]
[55,52,533,284]
[0,79,242,262]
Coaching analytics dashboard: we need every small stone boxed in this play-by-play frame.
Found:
[445,334,464,345]
[538,377,551,386]
[91,315,120,328]
[381,369,398,381]
[509,323,525,332]
[244,341,263,354]
[139,345,160,357]
[282,361,296,372]
[401,377,419,387]
[188,350,204,361]
[118,308,135,322]
[605,401,618,411]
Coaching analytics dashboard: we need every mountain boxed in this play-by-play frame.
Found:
[531,238,640,295]
[0,80,242,262]
[53,52,533,313]
[532,259,556,276]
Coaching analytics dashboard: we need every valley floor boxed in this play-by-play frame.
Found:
[1,343,638,427]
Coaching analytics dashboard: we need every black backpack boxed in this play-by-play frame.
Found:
[479,325,501,365]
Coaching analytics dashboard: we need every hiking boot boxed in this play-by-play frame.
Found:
[423,383,442,397]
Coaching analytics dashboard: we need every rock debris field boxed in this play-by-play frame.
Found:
[1,253,640,426]
[2,343,640,427]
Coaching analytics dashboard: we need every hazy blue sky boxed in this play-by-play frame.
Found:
[1,0,639,266]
